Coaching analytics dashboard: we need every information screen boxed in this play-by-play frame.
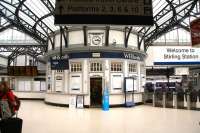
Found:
[55,0,153,25]
[7,66,38,76]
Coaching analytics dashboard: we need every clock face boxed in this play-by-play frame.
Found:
[92,35,101,45]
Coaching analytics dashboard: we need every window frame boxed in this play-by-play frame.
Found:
[90,61,103,72]
[111,62,123,72]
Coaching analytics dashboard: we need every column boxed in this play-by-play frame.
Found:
[83,59,88,94]
[51,70,55,92]
[104,60,110,90]
[64,70,69,93]
[138,62,141,92]
[124,60,128,77]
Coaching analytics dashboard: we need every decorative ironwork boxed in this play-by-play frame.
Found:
[0,0,199,54]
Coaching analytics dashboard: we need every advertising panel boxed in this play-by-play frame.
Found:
[124,77,134,92]
[175,67,189,75]
[190,18,200,47]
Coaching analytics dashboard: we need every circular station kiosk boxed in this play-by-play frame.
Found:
[45,26,146,107]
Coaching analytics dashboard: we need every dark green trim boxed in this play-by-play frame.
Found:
[110,104,125,108]
[135,102,144,106]
[84,105,89,108]
[19,98,44,100]
[45,102,69,107]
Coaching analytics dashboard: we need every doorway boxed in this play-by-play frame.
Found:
[90,78,102,107]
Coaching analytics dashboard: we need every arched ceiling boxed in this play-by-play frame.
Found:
[0,0,199,48]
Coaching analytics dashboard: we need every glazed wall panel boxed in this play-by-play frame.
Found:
[109,30,124,45]
[68,31,84,45]
[55,34,60,48]
[0,57,8,66]
[48,38,53,50]
[16,55,25,66]
[128,34,138,48]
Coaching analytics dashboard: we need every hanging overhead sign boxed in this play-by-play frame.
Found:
[55,0,153,25]
[190,18,200,47]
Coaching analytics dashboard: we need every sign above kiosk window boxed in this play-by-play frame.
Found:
[55,0,153,25]
[67,51,146,61]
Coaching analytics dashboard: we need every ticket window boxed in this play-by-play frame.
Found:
[70,75,82,93]
[111,74,123,93]
[55,76,63,92]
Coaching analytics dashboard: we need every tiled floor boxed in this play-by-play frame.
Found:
[18,101,200,133]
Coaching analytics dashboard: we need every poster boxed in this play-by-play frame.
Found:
[190,18,200,47]
[41,81,46,91]
[24,81,31,91]
[112,75,122,90]
[18,81,25,91]
[70,75,81,91]
[69,96,76,109]
[33,81,41,92]
[76,95,84,108]
[175,67,189,75]
[125,77,134,92]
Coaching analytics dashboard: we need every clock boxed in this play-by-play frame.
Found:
[92,35,101,45]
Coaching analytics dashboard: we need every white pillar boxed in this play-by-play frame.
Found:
[138,62,141,92]
[104,59,110,90]
[124,60,128,77]
[31,78,34,91]
[15,78,18,91]
[46,63,50,92]
[83,60,90,106]
[83,59,88,94]
[64,70,69,93]
[52,70,55,92]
